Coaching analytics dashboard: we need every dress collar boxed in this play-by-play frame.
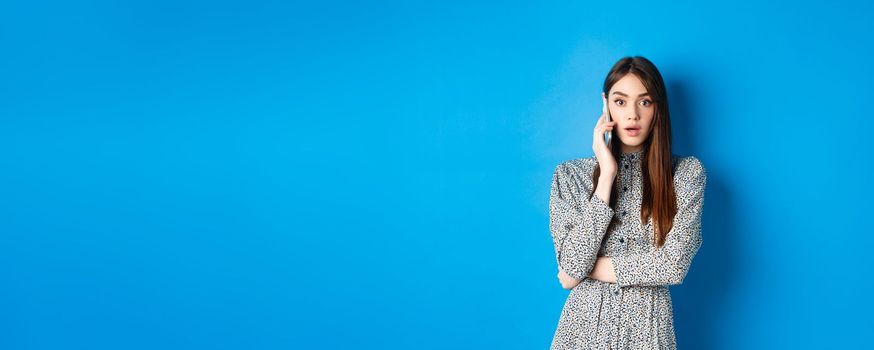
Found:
[619,148,645,163]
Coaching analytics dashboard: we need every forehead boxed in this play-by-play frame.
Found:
[610,74,648,94]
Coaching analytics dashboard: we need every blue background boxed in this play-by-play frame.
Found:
[2,1,872,349]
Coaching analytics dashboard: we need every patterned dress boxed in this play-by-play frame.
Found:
[548,148,708,350]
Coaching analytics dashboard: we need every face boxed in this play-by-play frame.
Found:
[602,74,655,153]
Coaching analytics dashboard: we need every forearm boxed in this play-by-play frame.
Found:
[556,188,615,280]
[562,175,615,282]
[549,163,616,282]
[594,173,615,204]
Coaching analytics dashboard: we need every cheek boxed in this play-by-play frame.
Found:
[634,106,654,120]
[642,111,655,128]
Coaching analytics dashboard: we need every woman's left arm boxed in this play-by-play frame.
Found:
[597,158,708,287]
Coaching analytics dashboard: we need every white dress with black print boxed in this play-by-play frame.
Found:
[549,148,707,350]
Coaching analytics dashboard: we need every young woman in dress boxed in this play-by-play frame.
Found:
[549,56,707,349]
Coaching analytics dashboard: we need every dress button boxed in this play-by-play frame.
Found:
[619,237,625,243]
[623,186,628,192]
[622,210,627,216]
[614,290,619,295]
[564,223,574,231]
[624,164,629,169]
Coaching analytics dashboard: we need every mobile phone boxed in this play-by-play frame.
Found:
[602,99,612,145]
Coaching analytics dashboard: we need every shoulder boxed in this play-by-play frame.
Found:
[553,156,598,179]
[551,156,598,193]
[672,154,707,190]
[672,154,706,175]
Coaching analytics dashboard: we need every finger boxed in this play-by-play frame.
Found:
[596,124,615,134]
[597,120,614,129]
[594,125,607,141]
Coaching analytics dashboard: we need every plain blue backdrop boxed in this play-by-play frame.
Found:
[2,0,873,349]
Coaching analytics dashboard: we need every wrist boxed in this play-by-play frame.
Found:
[590,257,603,279]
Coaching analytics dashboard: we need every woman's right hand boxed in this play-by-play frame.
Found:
[593,94,618,177]
[557,268,582,290]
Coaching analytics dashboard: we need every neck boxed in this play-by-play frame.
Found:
[621,145,644,154]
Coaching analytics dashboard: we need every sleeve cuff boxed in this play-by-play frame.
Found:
[611,254,632,287]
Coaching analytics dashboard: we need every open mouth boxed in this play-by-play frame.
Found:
[625,127,641,136]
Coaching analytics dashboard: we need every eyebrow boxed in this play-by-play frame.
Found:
[611,91,651,98]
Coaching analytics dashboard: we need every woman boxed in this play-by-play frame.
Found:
[549,56,707,349]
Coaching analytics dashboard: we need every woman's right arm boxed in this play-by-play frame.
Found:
[550,162,616,282]
[551,94,619,288]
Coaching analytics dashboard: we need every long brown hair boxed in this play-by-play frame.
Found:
[590,56,677,248]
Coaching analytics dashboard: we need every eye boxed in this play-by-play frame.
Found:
[640,99,653,107]
[613,99,625,106]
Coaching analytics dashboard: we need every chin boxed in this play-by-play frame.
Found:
[618,134,649,147]
[618,139,645,147]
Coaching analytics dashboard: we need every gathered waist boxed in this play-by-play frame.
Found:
[574,277,670,300]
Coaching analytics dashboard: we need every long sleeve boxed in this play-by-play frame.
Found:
[549,161,615,281]
[611,157,707,287]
